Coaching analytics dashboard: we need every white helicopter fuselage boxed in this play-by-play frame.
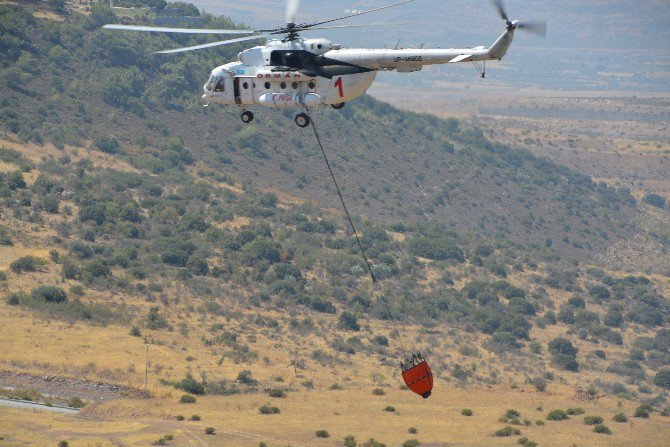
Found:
[203,28,515,109]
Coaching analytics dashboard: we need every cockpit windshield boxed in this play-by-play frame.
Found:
[205,74,225,92]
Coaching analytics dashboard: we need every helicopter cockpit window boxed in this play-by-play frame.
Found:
[212,76,224,92]
[206,75,216,92]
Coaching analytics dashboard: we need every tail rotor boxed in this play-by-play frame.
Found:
[492,0,547,37]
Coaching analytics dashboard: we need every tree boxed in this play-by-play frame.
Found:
[31,285,67,303]
[642,193,665,209]
[654,368,670,390]
[604,309,623,327]
[588,285,611,301]
[409,236,464,262]
[338,311,360,331]
[186,255,209,276]
[548,337,579,371]
[243,238,280,264]
[7,170,26,190]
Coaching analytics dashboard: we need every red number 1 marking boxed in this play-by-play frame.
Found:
[334,77,344,98]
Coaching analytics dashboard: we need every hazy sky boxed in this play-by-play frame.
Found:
[187,0,670,50]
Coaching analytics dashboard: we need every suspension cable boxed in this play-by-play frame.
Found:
[306,109,376,283]
[305,109,410,357]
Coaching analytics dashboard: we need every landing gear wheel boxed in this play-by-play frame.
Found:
[331,102,345,110]
[241,111,254,124]
[295,113,310,128]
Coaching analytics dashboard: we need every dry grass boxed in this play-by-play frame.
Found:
[1,138,669,446]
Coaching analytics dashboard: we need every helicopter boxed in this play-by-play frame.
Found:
[104,0,546,128]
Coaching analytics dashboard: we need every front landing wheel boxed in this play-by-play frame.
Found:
[331,102,345,110]
[241,111,254,124]
[295,113,310,128]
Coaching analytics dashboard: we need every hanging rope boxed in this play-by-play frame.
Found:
[305,108,377,283]
[305,108,411,357]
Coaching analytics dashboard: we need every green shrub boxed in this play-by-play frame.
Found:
[190,414,201,421]
[548,337,579,371]
[532,377,547,392]
[535,420,544,426]
[409,236,464,262]
[179,394,196,404]
[546,409,568,421]
[461,408,473,416]
[408,427,418,434]
[315,429,330,438]
[7,170,26,190]
[593,424,611,434]
[642,193,665,209]
[612,413,628,423]
[373,335,389,346]
[83,260,111,281]
[383,405,396,412]
[584,415,603,425]
[237,370,257,385]
[146,307,169,330]
[268,388,285,398]
[176,415,184,421]
[494,426,521,437]
[517,438,538,447]
[344,435,357,447]
[6,292,24,306]
[505,409,521,419]
[402,440,420,447]
[204,426,215,435]
[68,397,85,408]
[338,311,360,331]
[93,134,121,154]
[10,256,45,273]
[258,404,280,414]
[329,383,343,390]
[653,368,670,390]
[176,374,205,395]
[31,285,67,303]
[58,441,69,447]
[566,407,584,415]
[130,326,141,337]
[361,439,386,447]
[372,388,386,396]
[634,406,650,418]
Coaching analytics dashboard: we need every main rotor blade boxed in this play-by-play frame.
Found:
[286,0,300,24]
[304,0,414,29]
[518,20,547,37]
[492,0,509,22]
[154,34,267,54]
[103,24,256,34]
[294,22,410,32]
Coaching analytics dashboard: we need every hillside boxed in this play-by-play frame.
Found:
[0,3,642,259]
[0,2,669,446]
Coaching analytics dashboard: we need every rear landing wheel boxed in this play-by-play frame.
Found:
[241,111,254,124]
[295,113,310,128]
[331,102,345,110]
